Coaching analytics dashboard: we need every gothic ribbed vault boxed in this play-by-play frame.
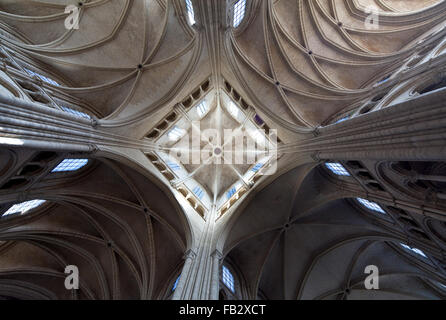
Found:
[0,0,445,300]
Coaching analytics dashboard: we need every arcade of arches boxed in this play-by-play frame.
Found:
[0,0,445,300]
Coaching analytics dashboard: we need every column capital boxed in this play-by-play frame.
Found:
[312,127,321,137]
[184,249,197,260]
[211,249,223,260]
[311,152,321,162]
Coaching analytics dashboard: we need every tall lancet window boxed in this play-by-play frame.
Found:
[52,159,89,173]
[233,0,247,28]
[356,198,386,215]
[2,200,46,218]
[325,162,350,176]
[185,0,196,25]
[222,265,235,293]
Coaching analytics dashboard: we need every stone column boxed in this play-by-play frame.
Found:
[279,89,446,163]
[172,249,197,300]
[210,250,222,300]
[172,206,221,300]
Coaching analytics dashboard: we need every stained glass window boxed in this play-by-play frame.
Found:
[400,243,427,258]
[196,101,208,118]
[227,187,236,199]
[24,68,59,86]
[168,126,186,142]
[325,163,350,176]
[172,276,180,291]
[233,0,247,28]
[357,198,386,214]
[193,186,204,200]
[52,159,89,172]
[3,200,46,217]
[60,106,92,120]
[185,0,196,25]
[222,265,235,293]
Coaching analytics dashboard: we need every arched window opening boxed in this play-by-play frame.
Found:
[60,106,92,120]
[227,101,240,118]
[377,74,391,85]
[167,126,186,142]
[417,77,446,95]
[2,199,46,218]
[400,243,427,259]
[185,0,196,25]
[325,162,350,176]
[251,163,263,173]
[335,116,350,124]
[193,186,204,200]
[222,265,235,293]
[24,68,59,86]
[356,198,387,215]
[406,55,424,69]
[195,101,208,118]
[435,281,446,291]
[227,187,237,200]
[371,90,389,103]
[233,0,247,28]
[390,161,446,196]
[172,276,180,292]
[359,103,375,115]
[51,159,89,173]
[167,161,181,171]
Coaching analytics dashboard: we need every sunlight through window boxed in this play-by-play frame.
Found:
[185,0,196,25]
[60,106,92,120]
[172,276,180,291]
[222,265,235,293]
[168,126,186,142]
[325,163,350,176]
[3,200,46,217]
[233,0,247,28]
[357,198,386,214]
[24,68,59,86]
[228,101,239,118]
[400,243,427,258]
[196,101,208,118]
[52,159,89,172]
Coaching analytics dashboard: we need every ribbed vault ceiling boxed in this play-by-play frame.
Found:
[0,148,190,299]
[0,0,445,300]
[0,0,444,129]
[222,164,446,299]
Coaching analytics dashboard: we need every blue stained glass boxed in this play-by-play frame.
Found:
[60,106,92,120]
[168,162,181,171]
[400,243,427,258]
[335,116,350,124]
[325,163,350,176]
[196,101,208,118]
[193,186,204,200]
[227,187,236,199]
[233,0,246,28]
[251,163,263,172]
[52,159,89,172]
[357,198,386,214]
[24,68,59,86]
[172,276,180,291]
[185,0,195,25]
[222,265,235,293]
[3,199,46,217]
